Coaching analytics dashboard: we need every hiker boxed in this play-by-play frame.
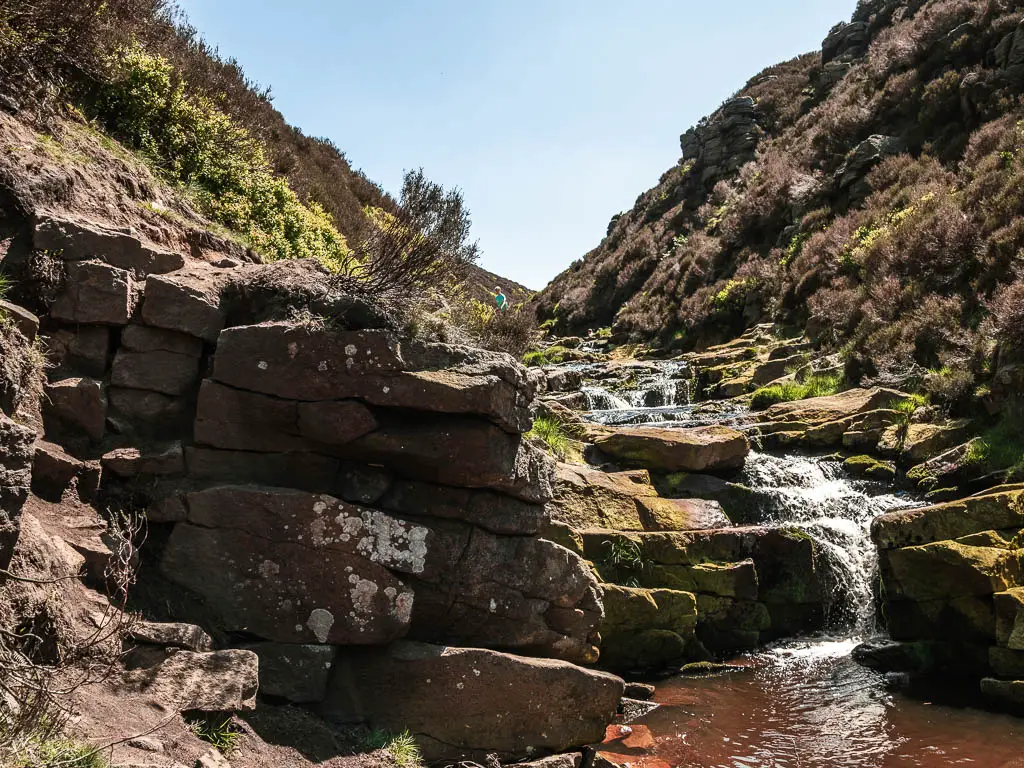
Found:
[494,286,508,311]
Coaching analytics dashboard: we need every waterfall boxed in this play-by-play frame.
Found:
[581,386,632,411]
[740,451,922,633]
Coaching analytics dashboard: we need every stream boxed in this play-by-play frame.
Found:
[565,361,1024,767]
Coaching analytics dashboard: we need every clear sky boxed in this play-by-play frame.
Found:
[175,0,858,290]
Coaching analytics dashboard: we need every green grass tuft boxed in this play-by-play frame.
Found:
[187,716,241,755]
[522,345,572,366]
[10,737,108,768]
[965,405,1024,480]
[362,730,423,768]
[526,416,572,460]
[750,373,842,410]
[598,537,651,587]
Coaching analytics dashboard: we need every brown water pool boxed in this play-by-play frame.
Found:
[631,638,1024,768]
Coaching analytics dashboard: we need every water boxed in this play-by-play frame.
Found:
[643,639,1024,767]
[740,450,920,632]
[558,358,1024,766]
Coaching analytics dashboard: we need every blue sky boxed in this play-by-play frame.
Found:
[176,0,857,289]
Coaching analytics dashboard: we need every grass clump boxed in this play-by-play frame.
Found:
[598,537,652,587]
[5,736,108,768]
[93,46,351,271]
[522,345,572,367]
[187,715,241,755]
[964,406,1024,480]
[526,416,572,460]
[750,373,842,410]
[362,730,423,768]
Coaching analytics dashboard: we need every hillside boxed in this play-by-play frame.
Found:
[534,0,1024,380]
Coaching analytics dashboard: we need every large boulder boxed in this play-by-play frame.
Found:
[587,425,749,473]
[321,641,623,762]
[872,490,1024,550]
[211,323,535,433]
[120,649,258,713]
[43,377,107,443]
[160,486,599,661]
[882,540,1022,602]
[550,464,728,532]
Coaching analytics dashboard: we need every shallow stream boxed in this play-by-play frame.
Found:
[568,362,1024,767]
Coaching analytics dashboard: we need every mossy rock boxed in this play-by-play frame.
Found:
[601,584,698,635]
[599,628,690,673]
[843,454,896,481]
[882,540,1023,602]
[646,560,758,600]
[678,661,745,676]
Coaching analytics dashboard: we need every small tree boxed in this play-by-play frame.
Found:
[335,169,480,303]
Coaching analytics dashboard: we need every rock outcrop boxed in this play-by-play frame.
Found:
[865,488,1024,703]
[585,424,750,474]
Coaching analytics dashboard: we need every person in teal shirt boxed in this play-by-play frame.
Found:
[494,286,508,311]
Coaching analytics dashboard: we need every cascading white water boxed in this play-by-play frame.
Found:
[740,450,922,633]
[581,385,632,411]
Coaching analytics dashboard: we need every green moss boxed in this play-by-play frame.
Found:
[844,455,897,481]
[522,345,572,366]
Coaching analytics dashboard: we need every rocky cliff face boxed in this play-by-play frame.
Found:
[0,198,623,764]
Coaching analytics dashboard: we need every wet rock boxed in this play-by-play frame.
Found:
[843,454,896,481]
[622,681,656,700]
[120,649,258,713]
[249,643,337,703]
[587,424,749,474]
[678,661,745,675]
[33,214,185,274]
[599,585,697,672]
[517,755,581,768]
[50,260,136,325]
[44,377,106,442]
[981,677,1024,706]
[321,641,624,762]
[872,489,1024,550]
[883,540,1022,602]
[635,497,729,532]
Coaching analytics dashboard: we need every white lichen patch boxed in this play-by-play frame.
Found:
[318,360,328,372]
[306,608,335,643]
[258,361,269,370]
[257,559,280,579]
[306,496,428,575]
[345,344,358,356]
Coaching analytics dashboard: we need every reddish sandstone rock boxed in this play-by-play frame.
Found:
[322,641,624,762]
[50,260,136,326]
[587,424,749,474]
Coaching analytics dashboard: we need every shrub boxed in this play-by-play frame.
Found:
[333,169,479,303]
[7,736,109,768]
[522,346,572,367]
[991,279,1024,356]
[923,366,975,409]
[93,46,352,271]
[362,730,423,768]
[456,299,535,358]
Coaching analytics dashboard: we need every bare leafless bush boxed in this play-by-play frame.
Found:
[331,169,478,308]
[991,279,1024,356]
[0,510,144,755]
